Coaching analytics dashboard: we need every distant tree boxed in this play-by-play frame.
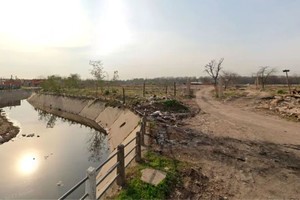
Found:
[256,66,277,90]
[65,74,81,89]
[221,71,239,90]
[41,75,62,93]
[204,58,224,96]
[89,60,106,96]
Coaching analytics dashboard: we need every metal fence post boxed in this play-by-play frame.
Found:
[85,167,96,200]
[136,132,142,162]
[117,144,125,186]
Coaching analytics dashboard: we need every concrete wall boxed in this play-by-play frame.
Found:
[27,93,141,151]
[0,89,33,108]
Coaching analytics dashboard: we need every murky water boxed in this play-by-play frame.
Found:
[0,100,109,199]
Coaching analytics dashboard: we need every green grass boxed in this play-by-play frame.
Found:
[116,151,181,200]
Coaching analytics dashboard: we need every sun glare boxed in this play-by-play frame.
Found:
[18,153,39,175]
[0,0,90,49]
[93,0,133,55]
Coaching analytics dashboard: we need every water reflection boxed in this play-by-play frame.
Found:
[35,109,57,128]
[18,153,39,175]
[1,100,109,199]
[34,108,107,162]
[87,130,107,162]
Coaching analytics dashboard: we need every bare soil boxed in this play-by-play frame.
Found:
[0,110,19,144]
[150,86,300,199]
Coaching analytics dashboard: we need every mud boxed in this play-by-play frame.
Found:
[0,110,19,144]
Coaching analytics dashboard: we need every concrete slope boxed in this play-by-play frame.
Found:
[27,93,141,151]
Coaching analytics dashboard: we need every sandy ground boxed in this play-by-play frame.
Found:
[152,86,300,199]
[0,110,19,143]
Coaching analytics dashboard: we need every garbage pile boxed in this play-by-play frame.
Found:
[134,95,190,125]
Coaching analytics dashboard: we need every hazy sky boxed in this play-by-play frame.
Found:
[1,0,300,79]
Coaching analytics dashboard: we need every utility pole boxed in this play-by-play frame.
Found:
[283,69,291,94]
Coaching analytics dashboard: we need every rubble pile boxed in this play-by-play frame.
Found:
[256,94,300,121]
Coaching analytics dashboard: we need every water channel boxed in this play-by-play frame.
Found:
[0,100,109,199]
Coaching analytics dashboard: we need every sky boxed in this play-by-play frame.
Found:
[0,0,300,80]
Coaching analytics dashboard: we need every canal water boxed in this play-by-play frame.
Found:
[0,100,109,199]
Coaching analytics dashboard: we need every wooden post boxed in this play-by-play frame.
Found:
[218,78,224,98]
[85,167,96,200]
[141,115,146,146]
[173,82,176,97]
[122,87,125,104]
[165,84,168,96]
[143,81,146,97]
[186,79,191,96]
[135,132,142,162]
[117,144,125,186]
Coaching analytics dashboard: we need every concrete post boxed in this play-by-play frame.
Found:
[85,167,96,200]
[117,144,125,186]
[136,131,142,162]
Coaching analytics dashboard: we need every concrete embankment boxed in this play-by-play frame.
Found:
[0,89,33,108]
[0,89,33,143]
[27,93,141,151]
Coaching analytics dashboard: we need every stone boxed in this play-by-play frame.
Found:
[141,168,167,186]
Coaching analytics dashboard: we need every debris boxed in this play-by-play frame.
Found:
[151,111,163,117]
[57,181,63,187]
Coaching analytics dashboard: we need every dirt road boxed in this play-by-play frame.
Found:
[192,86,300,145]
[156,86,300,199]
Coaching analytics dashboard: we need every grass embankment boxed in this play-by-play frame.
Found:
[117,151,182,200]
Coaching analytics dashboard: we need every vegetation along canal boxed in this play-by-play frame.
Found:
[0,100,109,199]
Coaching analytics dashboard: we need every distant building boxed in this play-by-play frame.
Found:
[0,79,21,89]
[191,81,203,85]
[0,78,44,90]
[22,79,44,87]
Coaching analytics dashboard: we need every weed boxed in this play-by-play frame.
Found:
[277,89,287,94]
[117,151,181,200]
[158,99,188,112]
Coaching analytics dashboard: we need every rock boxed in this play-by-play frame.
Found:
[27,133,35,137]
[151,111,162,117]
[57,181,63,187]
[141,168,166,186]
[22,134,26,137]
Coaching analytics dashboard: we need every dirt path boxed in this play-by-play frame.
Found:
[154,86,300,199]
[191,86,300,145]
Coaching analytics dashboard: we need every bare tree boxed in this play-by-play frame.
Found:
[256,66,276,90]
[204,58,224,96]
[89,60,106,96]
[221,71,239,90]
[112,70,119,81]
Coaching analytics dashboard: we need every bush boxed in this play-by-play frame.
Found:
[104,89,110,95]
[277,89,286,94]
